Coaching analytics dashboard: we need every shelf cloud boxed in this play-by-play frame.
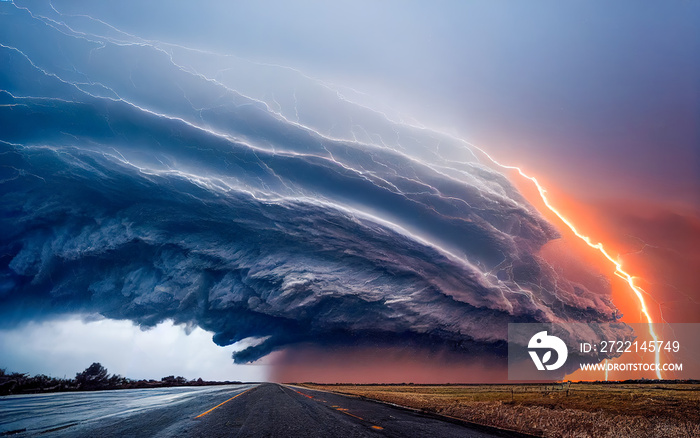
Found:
[0,1,623,369]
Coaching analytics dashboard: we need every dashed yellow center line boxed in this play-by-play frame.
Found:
[290,386,383,431]
[292,389,315,399]
[195,388,253,418]
[336,407,364,420]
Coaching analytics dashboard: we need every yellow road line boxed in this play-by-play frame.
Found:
[195,388,253,418]
[336,408,364,420]
[288,386,383,431]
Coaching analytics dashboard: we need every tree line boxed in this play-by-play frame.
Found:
[0,363,241,395]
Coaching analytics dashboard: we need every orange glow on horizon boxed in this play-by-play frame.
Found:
[470,145,663,379]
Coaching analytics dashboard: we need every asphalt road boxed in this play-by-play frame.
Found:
[1,383,503,437]
[0,384,256,437]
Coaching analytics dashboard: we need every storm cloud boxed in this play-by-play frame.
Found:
[0,1,622,365]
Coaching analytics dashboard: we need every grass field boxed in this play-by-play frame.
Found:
[300,382,700,437]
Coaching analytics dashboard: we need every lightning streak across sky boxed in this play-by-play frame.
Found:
[468,144,663,379]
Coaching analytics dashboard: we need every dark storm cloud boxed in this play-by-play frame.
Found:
[0,1,624,365]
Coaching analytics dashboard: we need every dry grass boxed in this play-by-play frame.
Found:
[300,383,700,437]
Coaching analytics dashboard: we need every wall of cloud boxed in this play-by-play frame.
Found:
[1,1,624,370]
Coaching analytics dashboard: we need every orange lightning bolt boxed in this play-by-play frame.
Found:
[469,144,662,379]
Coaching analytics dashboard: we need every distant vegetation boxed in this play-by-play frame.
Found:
[0,363,241,396]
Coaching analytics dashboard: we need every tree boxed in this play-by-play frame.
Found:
[161,375,188,386]
[75,362,110,390]
[108,374,128,387]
